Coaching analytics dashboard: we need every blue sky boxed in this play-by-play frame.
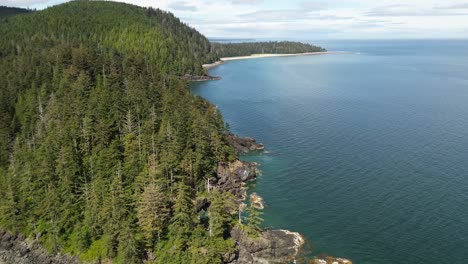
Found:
[2,0,468,39]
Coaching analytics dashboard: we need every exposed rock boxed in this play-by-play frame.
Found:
[249,193,265,209]
[312,256,353,264]
[180,74,221,81]
[216,159,257,199]
[214,143,351,264]
[227,228,304,264]
[227,134,265,154]
[0,230,80,264]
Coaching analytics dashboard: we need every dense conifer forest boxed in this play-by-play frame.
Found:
[211,41,326,58]
[0,6,32,18]
[0,2,324,263]
[0,2,239,263]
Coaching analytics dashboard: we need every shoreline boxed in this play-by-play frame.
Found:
[201,56,353,263]
[203,51,351,69]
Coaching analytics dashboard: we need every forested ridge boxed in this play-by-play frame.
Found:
[211,41,326,58]
[0,6,32,18]
[0,1,262,263]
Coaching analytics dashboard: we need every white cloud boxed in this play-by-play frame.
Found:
[436,2,468,9]
[365,4,468,16]
[168,1,197,12]
[229,0,263,5]
[3,0,468,39]
[0,0,50,6]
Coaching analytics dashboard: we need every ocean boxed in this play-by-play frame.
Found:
[191,40,468,264]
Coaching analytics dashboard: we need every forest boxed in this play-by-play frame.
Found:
[211,41,326,58]
[0,2,241,263]
[0,2,323,263]
[0,6,32,18]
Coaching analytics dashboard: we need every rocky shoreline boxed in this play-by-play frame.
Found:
[0,230,79,264]
[216,134,305,263]
[180,74,221,81]
[221,134,352,264]
[227,228,304,264]
[227,134,265,154]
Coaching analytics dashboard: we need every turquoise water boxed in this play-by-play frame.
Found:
[191,40,468,264]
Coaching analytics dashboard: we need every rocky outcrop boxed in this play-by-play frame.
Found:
[216,159,257,199]
[216,138,350,264]
[0,230,79,264]
[227,134,265,154]
[312,256,353,264]
[215,145,305,264]
[180,74,221,81]
[227,228,304,264]
[249,193,265,210]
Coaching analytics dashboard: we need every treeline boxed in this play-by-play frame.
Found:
[0,1,249,263]
[0,6,33,18]
[211,41,326,58]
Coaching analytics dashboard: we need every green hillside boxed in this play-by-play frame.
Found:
[0,6,32,18]
[0,1,236,263]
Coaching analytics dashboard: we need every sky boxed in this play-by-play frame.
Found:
[2,0,468,39]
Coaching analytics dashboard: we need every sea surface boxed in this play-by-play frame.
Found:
[191,40,468,264]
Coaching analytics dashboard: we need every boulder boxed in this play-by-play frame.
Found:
[227,228,305,264]
[227,134,265,154]
[250,193,265,209]
[312,256,353,264]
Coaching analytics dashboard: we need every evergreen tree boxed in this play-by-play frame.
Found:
[168,182,195,250]
[136,180,170,247]
[245,204,264,237]
[208,190,236,238]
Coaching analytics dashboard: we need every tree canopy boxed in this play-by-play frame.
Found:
[0,6,32,18]
[211,41,326,58]
[0,1,237,263]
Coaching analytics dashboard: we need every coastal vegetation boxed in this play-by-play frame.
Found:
[211,41,326,58]
[0,1,238,263]
[0,1,326,263]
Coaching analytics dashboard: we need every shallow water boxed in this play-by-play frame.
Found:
[191,40,468,264]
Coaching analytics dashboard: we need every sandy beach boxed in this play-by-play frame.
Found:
[202,51,350,69]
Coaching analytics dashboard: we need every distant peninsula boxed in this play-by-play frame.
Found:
[211,41,326,58]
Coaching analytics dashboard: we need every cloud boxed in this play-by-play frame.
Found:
[229,0,263,5]
[300,1,328,11]
[435,2,468,9]
[0,0,54,7]
[168,1,197,12]
[236,8,357,23]
[365,4,468,17]
[237,9,306,22]
[2,0,468,39]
